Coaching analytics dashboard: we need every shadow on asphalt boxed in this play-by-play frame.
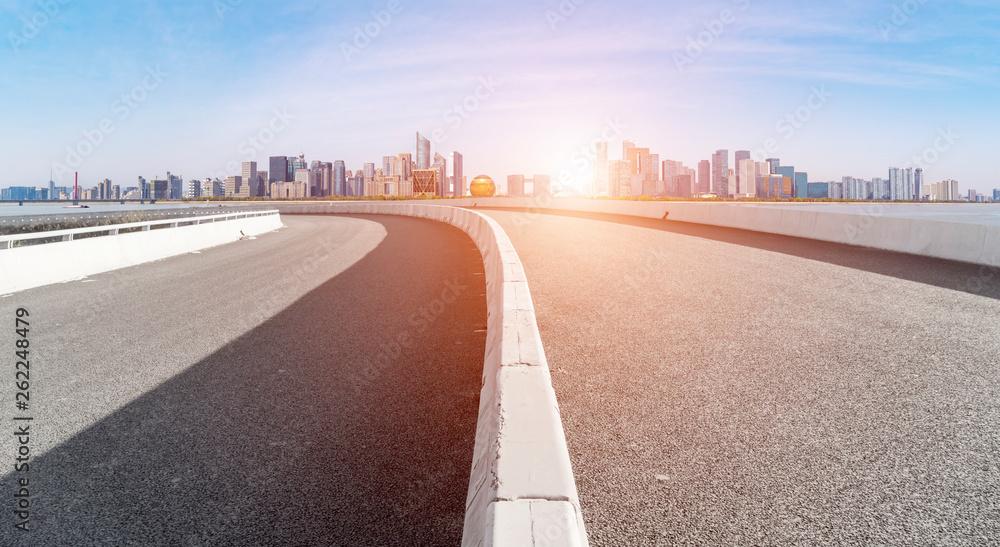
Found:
[1,215,486,546]
[481,208,1000,301]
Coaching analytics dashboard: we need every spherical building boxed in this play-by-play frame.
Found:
[469,175,496,197]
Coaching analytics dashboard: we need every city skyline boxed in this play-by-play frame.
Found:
[2,1,998,193]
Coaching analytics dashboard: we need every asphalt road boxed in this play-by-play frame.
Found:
[477,209,1000,546]
[0,214,486,546]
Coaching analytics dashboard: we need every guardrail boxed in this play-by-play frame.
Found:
[0,210,280,250]
[272,202,588,547]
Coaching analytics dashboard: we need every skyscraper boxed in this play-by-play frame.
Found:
[152,178,169,200]
[416,132,431,170]
[622,140,636,161]
[166,172,183,200]
[914,168,924,201]
[432,153,447,197]
[638,153,659,196]
[766,158,780,175]
[334,160,346,196]
[398,153,413,182]
[382,156,396,177]
[712,150,729,197]
[363,163,376,182]
[450,151,464,197]
[609,160,631,198]
[734,150,751,194]
[794,172,808,198]
[698,160,711,195]
[738,159,756,198]
[241,162,258,197]
[269,156,289,184]
[626,147,649,174]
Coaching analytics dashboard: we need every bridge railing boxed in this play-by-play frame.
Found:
[0,210,280,250]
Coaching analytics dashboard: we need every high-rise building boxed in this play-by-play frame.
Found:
[241,162,258,197]
[738,159,756,198]
[363,163,376,183]
[432,153,447,197]
[794,172,808,198]
[766,158,780,175]
[224,175,242,197]
[734,150,751,194]
[294,168,312,197]
[382,156,397,178]
[293,153,306,174]
[594,141,608,197]
[269,157,289,184]
[675,174,692,198]
[416,132,431,170]
[887,167,916,201]
[167,172,183,200]
[608,160,631,198]
[398,153,413,182]
[286,156,296,181]
[334,160,346,196]
[662,160,682,197]
[186,179,201,198]
[638,153,659,196]
[712,150,729,197]
[151,179,169,200]
[450,151,464,197]
[626,147,649,175]
[994,189,1000,202]
[914,168,924,201]
[622,140,636,161]
[698,160,711,194]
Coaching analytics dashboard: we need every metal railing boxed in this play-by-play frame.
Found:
[0,210,280,250]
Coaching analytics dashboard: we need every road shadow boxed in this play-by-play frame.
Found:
[2,215,486,546]
[481,208,1000,301]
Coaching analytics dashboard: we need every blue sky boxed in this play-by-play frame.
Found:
[2,0,998,194]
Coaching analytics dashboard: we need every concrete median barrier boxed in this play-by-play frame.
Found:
[273,203,588,547]
[428,198,1000,268]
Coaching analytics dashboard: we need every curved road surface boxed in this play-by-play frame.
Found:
[478,208,1000,546]
[1,214,486,546]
